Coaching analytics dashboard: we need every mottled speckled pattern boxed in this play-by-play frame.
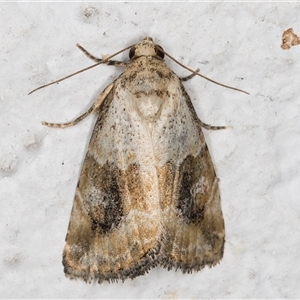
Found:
[45,37,225,283]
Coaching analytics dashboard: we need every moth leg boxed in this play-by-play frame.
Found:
[199,120,227,131]
[42,82,114,128]
[77,44,127,67]
[180,68,200,82]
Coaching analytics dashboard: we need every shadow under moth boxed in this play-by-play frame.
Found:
[29,37,248,284]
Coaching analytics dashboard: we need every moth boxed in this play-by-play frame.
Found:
[30,37,248,284]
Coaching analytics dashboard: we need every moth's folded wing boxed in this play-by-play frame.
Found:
[63,87,163,283]
[154,86,225,272]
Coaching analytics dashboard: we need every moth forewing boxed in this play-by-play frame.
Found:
[36,37,229,283]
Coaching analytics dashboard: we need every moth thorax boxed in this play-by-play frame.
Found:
[134,93,164,123]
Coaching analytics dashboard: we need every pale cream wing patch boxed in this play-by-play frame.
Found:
[152,82,225,272]
[63,83,163,283]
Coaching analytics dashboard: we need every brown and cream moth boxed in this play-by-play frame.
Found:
[30,37,247,284]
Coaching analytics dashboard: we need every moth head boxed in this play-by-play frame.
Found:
[129,37,165,60]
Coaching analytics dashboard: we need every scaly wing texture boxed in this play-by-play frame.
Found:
[63,82,163,283]
[63,55,224,283]
[153,83,225,272]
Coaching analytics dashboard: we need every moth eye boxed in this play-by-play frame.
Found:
[155,45,164,59]
[129,46,135,59]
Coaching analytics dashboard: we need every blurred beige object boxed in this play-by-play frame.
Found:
[281,28,300,50]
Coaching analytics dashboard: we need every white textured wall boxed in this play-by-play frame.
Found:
[1,2,299,298]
